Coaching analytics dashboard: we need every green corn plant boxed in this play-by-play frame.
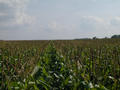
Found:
[0,40,120,89]
[31,42,73,89]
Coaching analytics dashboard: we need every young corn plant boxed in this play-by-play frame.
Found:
[32,42,73,89]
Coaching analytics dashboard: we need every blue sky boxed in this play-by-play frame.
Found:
[0,0,120,40]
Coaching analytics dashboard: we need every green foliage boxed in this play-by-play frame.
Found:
[111,35,120,39]
[0,40,120,89]
[32,42,73,89]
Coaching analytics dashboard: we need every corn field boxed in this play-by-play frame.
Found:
[0,39,120,90]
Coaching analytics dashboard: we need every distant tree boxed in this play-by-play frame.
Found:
[111,35,120,39]
[93,36,97,40]
[104,37,109,39]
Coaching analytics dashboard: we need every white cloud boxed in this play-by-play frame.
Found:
[0,0,35,27]
[48,22,57,30]
[0,0,120,40]
[47,21,76,33]
[81,16,105,24]
[79,16,106,32]
[38,15,120,39]
[0,12,7,16]
[110,16,120,26]
[77,16,120,37]
[0,0,29,8]
[15,12,35,25]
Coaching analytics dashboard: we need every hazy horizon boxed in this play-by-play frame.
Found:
[0,0,120,40]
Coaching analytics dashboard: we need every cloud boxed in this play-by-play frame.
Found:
[45,16,107,34]
[110,16,120,26]
[15,12,35,25]
[77,16,120,37]
[81,16,104,24]
[0,0,35,29]
[36,14,120,39]
[78,16,106,32]
[0,2,15,22]
[0,0,29,9]
[0,0,120,40]
[48,22,57,30]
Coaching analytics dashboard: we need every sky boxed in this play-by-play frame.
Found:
[0,0,120,40]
